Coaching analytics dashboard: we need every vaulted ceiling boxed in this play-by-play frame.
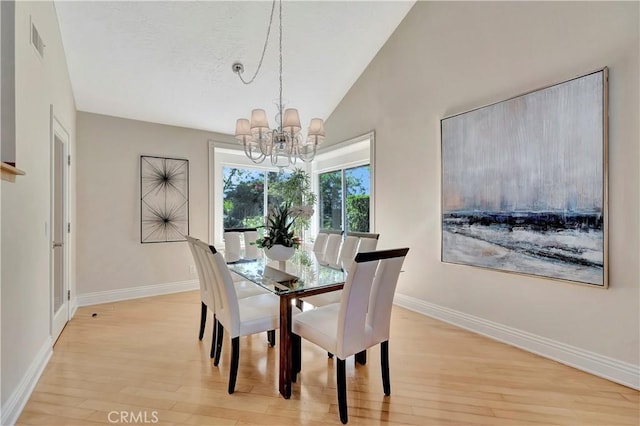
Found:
[54,1,415,135]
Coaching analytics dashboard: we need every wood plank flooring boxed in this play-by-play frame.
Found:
[17,291,639,425]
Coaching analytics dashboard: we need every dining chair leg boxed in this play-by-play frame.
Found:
[337,358,348,424]
[355,350,367,365]
[209,314,218,358]
[228,337,240,394]
[267,330,276,347]
[381,340,390,396]
[199,302,207,340]
[214,321,224,367]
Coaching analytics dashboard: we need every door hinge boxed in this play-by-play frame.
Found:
[68,222,71,233]
[68,155,71,166]
[67,290,71,301]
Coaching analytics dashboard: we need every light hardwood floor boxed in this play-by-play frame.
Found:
[17,291,639,425]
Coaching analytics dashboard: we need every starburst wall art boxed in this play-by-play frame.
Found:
[140,156,189,243]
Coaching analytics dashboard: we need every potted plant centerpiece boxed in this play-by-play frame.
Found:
[257,201,301,261]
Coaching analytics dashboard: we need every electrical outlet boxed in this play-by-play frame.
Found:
[188,264,196,275]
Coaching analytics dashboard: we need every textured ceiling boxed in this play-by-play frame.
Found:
[54,1,415,135]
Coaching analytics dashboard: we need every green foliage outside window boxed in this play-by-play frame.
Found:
[222,168,264,229]
[223,163,369,238]
[319,171,342,230]
[346,194,370,232]
[319,165,370,232]
[223,167,316,242]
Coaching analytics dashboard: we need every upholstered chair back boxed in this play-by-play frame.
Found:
[243,230,258,260]
[223,231,241,263]
[337,235,360,271]
[323,234,343,266]
[335,258,379,359]
[357,234,379,252]
[366,252,407,344]
[312,232,329,254]
[205,244,243,337]
[187,236,215,308]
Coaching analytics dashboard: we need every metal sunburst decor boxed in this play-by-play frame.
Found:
[140,156,189,243]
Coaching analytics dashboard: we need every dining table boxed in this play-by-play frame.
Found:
[228,248,347,399]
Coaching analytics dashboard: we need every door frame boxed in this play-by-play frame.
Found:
[50,107,70,341]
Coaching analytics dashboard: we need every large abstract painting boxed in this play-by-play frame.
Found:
[140,156,189,243]
[441,69,608,287]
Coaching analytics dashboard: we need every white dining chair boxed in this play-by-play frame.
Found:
[321,233,343,266]
[336,234,360,271]
[223,229,257,281]
[292,248,409,424]
[243,230,259,260]
[301,234,360,308]
[191,238,272,357]
[186,235,215,341]
[349,232,381,364]
[354,232,380,252]
[223,231,242,263]
[204,243,288,394]
[302,232,378,309]
[312,231,329,254]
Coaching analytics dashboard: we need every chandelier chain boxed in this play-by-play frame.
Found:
[278,0,283,126]
[232,0,324,167]
[236,0,277,85]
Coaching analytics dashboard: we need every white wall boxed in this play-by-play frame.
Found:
[76,112,235,298]
[1,0,76,421]
[324,1,639,378]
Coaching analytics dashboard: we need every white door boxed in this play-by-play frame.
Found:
[51,116,69,342]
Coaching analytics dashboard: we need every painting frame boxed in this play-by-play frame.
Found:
[140,155,190,244]
[440,68,608,288]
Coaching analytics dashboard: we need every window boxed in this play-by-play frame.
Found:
[345,165,371,232]
[313,132,374,235]
[222,167,292,229]
[319,170,342,229]
[222,167,264,229]
[319,165,371,232]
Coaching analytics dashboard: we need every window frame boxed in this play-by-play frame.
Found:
[311,131,375,238]
[221,166,294,230]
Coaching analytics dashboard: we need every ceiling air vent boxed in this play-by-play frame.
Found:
[30,18,44,58]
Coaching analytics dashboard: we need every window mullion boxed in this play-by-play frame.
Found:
[263,171,269,220]
[341,168,347,233]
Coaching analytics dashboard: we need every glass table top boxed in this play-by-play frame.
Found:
[228,249,347,295]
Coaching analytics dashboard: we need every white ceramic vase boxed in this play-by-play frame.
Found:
[264,244,295,261]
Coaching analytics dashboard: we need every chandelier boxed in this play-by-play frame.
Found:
[232,0,325,168]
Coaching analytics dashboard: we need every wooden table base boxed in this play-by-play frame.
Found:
[278,294,293,399]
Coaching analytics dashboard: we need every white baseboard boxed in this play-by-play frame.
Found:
[69,297,78,319]
[1,338,53,426]
[76,279,199,307]
[394,293,640,390]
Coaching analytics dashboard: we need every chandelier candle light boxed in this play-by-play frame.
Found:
[232,0,325,168]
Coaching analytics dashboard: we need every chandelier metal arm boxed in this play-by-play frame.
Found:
[243,141,266,164]
[234,0,277,85]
